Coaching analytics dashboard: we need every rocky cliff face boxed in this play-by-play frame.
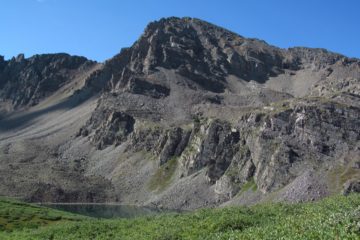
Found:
[0,17,359,209]
[0,53,96,112]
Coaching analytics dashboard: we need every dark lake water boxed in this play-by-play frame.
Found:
[42,204,162,219]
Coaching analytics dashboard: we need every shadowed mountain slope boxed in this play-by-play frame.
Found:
[0,17,359,209]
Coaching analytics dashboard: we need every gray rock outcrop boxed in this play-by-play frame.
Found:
[0,17,358,208]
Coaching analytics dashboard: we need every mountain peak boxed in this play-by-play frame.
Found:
[142,16,243,41]
[100,16,286,94]
[0,17,359,210]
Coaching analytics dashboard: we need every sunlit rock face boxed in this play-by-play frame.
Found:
[0,17,359,209]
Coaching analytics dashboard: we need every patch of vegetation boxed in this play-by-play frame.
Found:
[148,157,178,191]
[0,194,359,239]
[0,198,85,232]
[327,164,360,193]
[240,177,258,194]
[224,165,239,180]
[340,168,360,186]
[268,100,293,115]
[135,120,163,131]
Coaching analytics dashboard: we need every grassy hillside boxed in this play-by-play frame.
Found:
[0,198,86,232]
[0,195,359,240]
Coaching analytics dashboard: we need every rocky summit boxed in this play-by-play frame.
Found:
[0,17,359,209]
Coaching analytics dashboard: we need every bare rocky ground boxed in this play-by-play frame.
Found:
[0,17,359,210]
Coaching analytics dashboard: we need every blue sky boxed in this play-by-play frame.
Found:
[1,0,359,62]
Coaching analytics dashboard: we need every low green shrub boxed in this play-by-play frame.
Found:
[0,194,359,239]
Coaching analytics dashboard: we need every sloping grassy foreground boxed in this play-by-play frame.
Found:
[0,195,359,240]
[0,198,86,232]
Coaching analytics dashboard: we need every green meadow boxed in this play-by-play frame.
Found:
[0,194,359,240]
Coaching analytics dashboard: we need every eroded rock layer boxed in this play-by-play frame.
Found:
[0,17,359,208]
